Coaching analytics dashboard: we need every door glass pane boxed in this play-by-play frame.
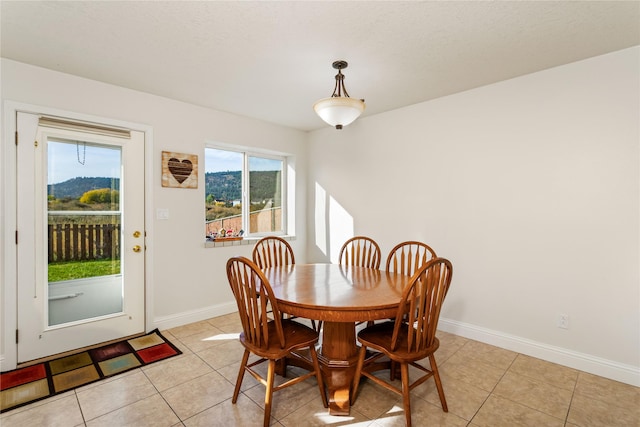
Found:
[47,139,123,326]
[248,156,283,234]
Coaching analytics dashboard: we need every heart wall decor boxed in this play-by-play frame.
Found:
[162,151,198,188]
[168,158,192,183]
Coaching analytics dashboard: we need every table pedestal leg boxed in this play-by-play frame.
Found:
[318,321,359,416]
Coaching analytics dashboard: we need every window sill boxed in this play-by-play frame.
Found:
[204,235,294,248]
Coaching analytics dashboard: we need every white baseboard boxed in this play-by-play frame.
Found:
[152,302,238,332]
[150,308,639,387]
[438,318,640,387]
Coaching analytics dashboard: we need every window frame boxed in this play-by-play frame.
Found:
[205,144,289,239]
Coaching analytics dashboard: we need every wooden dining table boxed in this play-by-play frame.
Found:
[263,263,411,415]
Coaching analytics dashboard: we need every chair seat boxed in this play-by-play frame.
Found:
[357,321,440,362]
[240,319,319,359]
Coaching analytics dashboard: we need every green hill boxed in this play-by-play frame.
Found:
[205,171,241,201]
[49,172,279,204]
[48,177,120,199]
[205,170,280,203]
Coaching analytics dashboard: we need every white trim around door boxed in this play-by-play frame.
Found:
[1,101,154,371]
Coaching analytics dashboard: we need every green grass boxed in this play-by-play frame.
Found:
[48,259,121,282]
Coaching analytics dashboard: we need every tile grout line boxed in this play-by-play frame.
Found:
[564,372,579,427]
[140,364,183,424]
[73,390,87,426]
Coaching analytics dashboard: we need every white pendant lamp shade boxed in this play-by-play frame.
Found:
[313,96,365,129]
[314,60,365,129]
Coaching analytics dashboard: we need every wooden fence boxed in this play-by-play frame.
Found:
[205,207,281,236]
[48,224,120,262]
[49,207,281,262]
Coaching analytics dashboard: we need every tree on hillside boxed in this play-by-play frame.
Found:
[79,188,119,204]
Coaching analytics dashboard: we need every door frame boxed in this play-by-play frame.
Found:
[1,101,155,371]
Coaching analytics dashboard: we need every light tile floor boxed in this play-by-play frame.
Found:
[2,313,639,426]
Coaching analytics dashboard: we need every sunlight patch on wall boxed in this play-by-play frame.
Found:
[314,182,327,255]
[329,195,353,263]
[287,163,296,234]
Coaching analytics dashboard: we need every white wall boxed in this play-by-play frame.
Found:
[307,47,639,385]
[0,59,308,369]
[2,47,638,386]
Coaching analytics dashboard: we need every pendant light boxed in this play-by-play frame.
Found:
[313,60,365,129]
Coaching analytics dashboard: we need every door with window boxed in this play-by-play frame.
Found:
[16,112,145,363]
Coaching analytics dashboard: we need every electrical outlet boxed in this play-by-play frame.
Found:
[557,314,569,329]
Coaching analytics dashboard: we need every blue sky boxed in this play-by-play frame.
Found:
[48,141,121,184]
[48,143,281,184]
[205,148,242,172]
[205,148,281,172]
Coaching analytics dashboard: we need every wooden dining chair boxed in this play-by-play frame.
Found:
[252,236,317,331]
[362,241,438,334]
[385,241,437,277]
[350,258,453,427]
[338,236,381,269]
[337,236,382,328]
[252,236,295,269]
[226,256,328,427]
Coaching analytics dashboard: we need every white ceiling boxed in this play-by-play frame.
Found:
[2,1,639,131]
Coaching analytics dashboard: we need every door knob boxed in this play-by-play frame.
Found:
[133,245,142,253]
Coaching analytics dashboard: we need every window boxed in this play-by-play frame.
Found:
[205,147,287,239]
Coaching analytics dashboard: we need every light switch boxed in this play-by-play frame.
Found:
[156,208,169,220]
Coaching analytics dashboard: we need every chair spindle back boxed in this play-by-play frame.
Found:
[391,258,453,353]
[386,241,437,277]
[226,256,285,349]
[339,236,381,269]
[252,236,295,269]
